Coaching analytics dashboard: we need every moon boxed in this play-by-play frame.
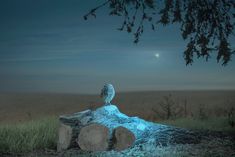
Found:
[155,53,160,59]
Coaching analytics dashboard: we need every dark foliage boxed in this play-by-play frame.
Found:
[84,0,235,65]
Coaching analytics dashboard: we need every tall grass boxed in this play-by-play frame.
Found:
[161,117,235,132]
[0,115,234,155]
[0,117,58,155]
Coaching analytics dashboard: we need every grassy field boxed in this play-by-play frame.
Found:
[0,116,234,156]
[0,91,234,156]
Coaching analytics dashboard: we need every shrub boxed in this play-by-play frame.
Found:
[152,94,183,120]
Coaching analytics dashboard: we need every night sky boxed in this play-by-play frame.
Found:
[0,0,235,94]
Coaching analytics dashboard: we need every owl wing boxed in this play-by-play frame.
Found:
[100,86,108,97]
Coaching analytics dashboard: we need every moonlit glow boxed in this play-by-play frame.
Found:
[155,53,160,58]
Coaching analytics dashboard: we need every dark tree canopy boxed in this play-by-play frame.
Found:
[84,0,235,65]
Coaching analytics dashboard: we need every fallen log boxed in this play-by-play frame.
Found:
[57,105,155,151]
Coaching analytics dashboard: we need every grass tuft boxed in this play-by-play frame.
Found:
[160,117,235,132]
[0,117,58,154]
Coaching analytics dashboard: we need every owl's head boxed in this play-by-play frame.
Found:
[104,83,114,89]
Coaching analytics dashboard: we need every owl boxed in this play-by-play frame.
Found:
[100,83,115,105]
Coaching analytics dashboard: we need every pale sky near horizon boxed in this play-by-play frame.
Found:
[0,0,235,94]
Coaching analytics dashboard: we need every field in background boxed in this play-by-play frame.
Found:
[0,90,234,124]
